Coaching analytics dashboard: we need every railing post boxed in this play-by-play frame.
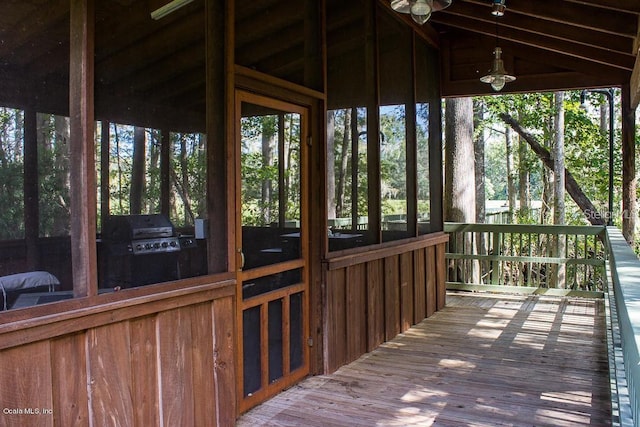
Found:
[491,231,502,285]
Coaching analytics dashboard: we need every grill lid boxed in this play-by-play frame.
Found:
[103,214,174,241]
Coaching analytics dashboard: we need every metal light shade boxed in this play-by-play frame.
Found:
[480,47,516,92]
[390,0,411,13]
[391,0,450,23]
[410,0,432,25]
[432,0,453,11]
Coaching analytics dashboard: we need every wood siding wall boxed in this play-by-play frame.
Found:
[323,233,448,373]
[0,278,236,427]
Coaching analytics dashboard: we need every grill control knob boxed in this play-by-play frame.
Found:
[162,242,168,248]
[170,241,177,247]
[153,242,160,248]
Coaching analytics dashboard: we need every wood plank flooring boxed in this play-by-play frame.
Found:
[237,292,611,426]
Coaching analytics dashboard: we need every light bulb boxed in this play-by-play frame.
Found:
[491,75,506,91]
[410,0,432,25]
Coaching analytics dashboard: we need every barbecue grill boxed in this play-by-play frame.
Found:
[102,214,182,288]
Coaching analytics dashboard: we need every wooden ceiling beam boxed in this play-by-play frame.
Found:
[432,13,636,71]
[438,2,634,55]
[461,0,637,37]
[561,0,640,14]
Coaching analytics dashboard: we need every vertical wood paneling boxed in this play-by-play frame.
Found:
[129,316,159,427]
[366,259,385,351]
[426,246,437,317]
[213,296,236,427]
[158,307,195,426]
[346,264,367,363]
[191,303,217,427]
[414,248,427,323]
[51,333,89,426]
[400,252,414,332]
[0,284,235,427]
[436,243,447,310]
[325,268,346,373]
[88,322,134,426]
[384,255,400,341]
[0,341,53,427]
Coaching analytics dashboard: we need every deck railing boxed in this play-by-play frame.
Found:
[444,223,607,296]
[445,222,640,425]
[604,226,638,426]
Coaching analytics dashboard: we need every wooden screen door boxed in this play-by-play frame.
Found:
[235,90,310,412]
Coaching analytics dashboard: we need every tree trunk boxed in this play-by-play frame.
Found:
[52,115,70,235]
[473,100,487,282]
[261,120,274,224]
[473,99,486,224]
[540,104,554,225]
[506,126,516,223]
[445,98,478,284]
[501,113,605,226]
[517,107,531,219]
[327,111,336,220]
[553,92,566,225]
[130,126,146,215]
[552,91,566,288]
[336,111,350,218]
[148,130,160,213]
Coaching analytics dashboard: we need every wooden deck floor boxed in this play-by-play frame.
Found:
[237,292,611,426]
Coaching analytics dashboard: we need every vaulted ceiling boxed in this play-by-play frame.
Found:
[2,0,639,128]
[417,0,640,101]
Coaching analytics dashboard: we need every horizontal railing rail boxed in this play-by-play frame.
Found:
[444,223,607,296]
[604,226,636,426]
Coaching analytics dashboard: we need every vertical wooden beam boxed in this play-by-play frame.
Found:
[24,109,39,270]
[622,84,637,244]
[69,0,97,297]
[206,0,229,273]
[307,0,326,376]
[429,64,444,232]
[406,33,418,237]
[368,2,382,243]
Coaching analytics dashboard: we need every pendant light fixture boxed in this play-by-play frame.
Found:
[480,47,515,91]
[480,1,515,91]
[491,0,506,17]
[390,0,452,25]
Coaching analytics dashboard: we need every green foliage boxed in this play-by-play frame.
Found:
[241,113,302,227]
[479,90,622,226]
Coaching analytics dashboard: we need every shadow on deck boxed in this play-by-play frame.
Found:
[237,292,611,426]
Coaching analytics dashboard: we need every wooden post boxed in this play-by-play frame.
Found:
[491,232,502,285]
[206,0,229,274]
[70,0,97,297]
[622,84,636,245]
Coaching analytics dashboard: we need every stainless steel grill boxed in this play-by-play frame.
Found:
[101,214,181,288]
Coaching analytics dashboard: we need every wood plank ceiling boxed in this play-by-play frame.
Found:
[424,0,640,98]
[2,0,640,128]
